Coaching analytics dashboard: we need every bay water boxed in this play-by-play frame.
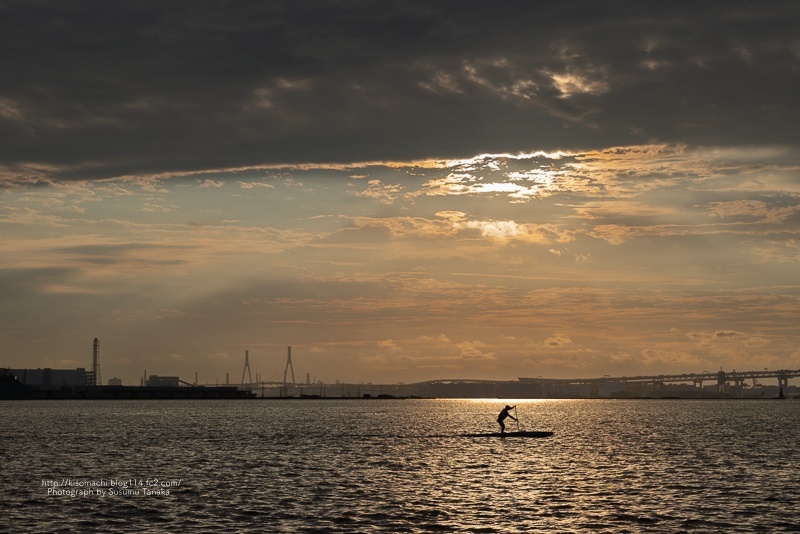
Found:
[1,398,798,532]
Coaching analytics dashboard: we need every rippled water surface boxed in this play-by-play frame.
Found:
[2,399,798,532]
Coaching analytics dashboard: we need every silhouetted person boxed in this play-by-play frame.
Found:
[497,405,517,434]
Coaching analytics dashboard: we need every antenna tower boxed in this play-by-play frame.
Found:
[241,350,253,385]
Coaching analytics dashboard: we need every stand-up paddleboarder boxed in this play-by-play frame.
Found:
[497,405,517,434]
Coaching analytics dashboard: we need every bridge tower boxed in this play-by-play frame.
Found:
[732,376,744,398]
[241,350,253,385]
[777,372,789,395]
[282,346,295,396]
[717,370,727,395]
[283,346,295,385]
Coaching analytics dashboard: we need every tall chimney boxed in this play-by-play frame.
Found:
[92,338,100,386]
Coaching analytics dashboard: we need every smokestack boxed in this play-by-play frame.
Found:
[92,338,100,386]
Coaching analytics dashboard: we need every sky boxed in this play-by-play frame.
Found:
[2,1,800,386]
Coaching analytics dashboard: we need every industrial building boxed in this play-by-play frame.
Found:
[146,375,181,388]
[8,367,92,390]
[6,337,100,390]
[1,337,254,399]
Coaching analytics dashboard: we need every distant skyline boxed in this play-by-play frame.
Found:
[2,1,800,385]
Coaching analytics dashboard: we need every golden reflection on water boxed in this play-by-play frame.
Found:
[2,398,799,532]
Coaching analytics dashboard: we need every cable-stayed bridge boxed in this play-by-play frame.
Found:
[235,346,798,398]
[237,367,798,399]
[414,368,799,398]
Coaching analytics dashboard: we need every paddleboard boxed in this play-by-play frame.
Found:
[461,430,553,438]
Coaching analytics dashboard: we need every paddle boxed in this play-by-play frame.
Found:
[514,405,519,432]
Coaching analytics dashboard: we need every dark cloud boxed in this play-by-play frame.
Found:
[0,267,77,298]
[51,243,192,266]
[1,0,798,181]
[715,330,747,338]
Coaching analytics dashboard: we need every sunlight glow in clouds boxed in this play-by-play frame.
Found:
[2,142,799,384]
[2,1,800,384]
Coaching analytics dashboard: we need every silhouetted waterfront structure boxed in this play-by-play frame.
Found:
[6,367,92,389]
[0,369,34,399]
[90,337,100,387]
[147,375,180,387]
[1,365,255,399]
[3,357,798,400]
[282,346,295,396]
[245,368,800,399]
[241,350,253,385]
[516,369,799,399]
